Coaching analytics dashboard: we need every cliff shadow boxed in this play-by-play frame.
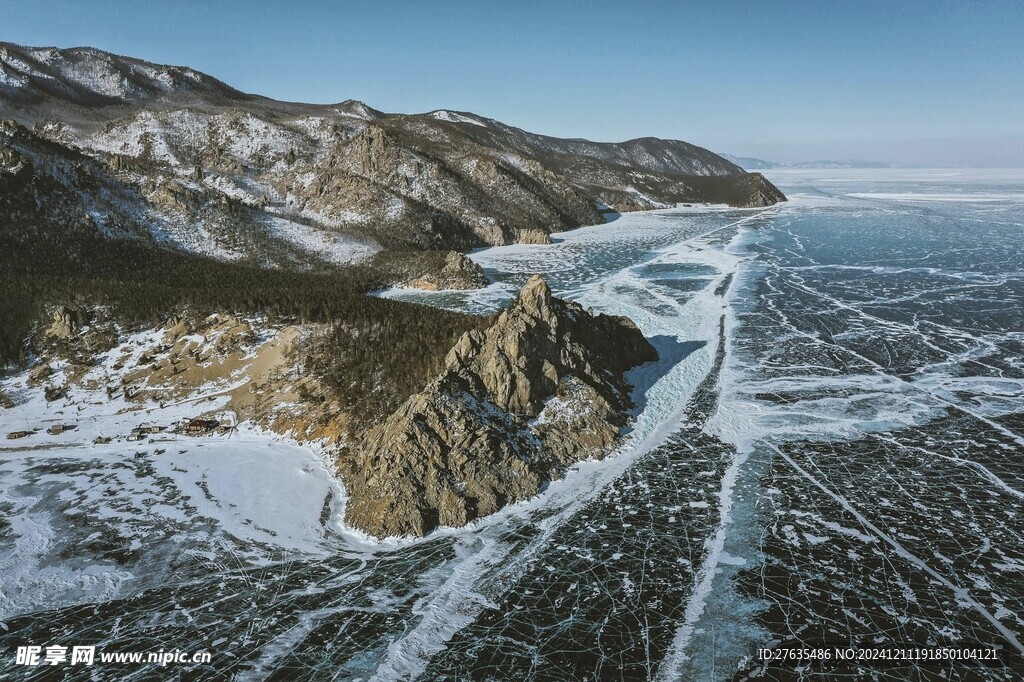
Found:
[626,335,708,419]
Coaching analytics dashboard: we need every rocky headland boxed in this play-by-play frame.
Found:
[13,276,658,539]
[338,276,657,538]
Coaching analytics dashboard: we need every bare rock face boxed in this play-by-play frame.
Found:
[45,306,76,339]
[517,228,552,245]
[347,124,400,177]
[339,275,657,538]
[161,315,194,344]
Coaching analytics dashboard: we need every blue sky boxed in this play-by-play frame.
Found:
[4,0,1023,166]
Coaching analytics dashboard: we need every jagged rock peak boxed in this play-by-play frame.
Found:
[515,274,554,319]
[335,99,381,120]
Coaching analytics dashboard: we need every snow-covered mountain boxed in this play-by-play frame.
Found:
[2,42,783,266]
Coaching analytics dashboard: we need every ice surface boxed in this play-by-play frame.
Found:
[848,192,1024,203]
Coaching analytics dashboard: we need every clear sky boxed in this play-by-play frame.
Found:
[4,0,1023,166]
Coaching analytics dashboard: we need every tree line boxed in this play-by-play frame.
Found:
[1,232,491,419]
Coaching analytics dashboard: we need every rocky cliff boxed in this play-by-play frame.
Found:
[338,276,657,538]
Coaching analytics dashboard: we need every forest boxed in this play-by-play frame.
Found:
[0,230,492,421]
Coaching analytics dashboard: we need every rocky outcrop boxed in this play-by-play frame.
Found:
[372,250,490,290]
[407,251,489,290]
[346,124,400,178]
[45,306,77,339]
[338,275,657,538]
[516,228,552,245]
[610,198,664,214]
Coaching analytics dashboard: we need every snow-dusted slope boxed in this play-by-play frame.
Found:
[0,42,248,110]
[1,41,782,263]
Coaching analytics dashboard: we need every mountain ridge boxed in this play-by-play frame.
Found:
[2,41,784,264]
[0,41,743,167]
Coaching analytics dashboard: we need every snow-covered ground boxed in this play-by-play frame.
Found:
[0,323,346,621]
[262,215,379,264]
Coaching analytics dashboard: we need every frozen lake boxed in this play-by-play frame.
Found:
[2,169,1022,679]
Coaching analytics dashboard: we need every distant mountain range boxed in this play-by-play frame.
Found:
[1,42,784,269]
[719,153,898,171]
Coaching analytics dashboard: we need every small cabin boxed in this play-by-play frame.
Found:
[184,418,220,435]
[47,424,69,435]
[7,430,32,440]
[93,436,112,445]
